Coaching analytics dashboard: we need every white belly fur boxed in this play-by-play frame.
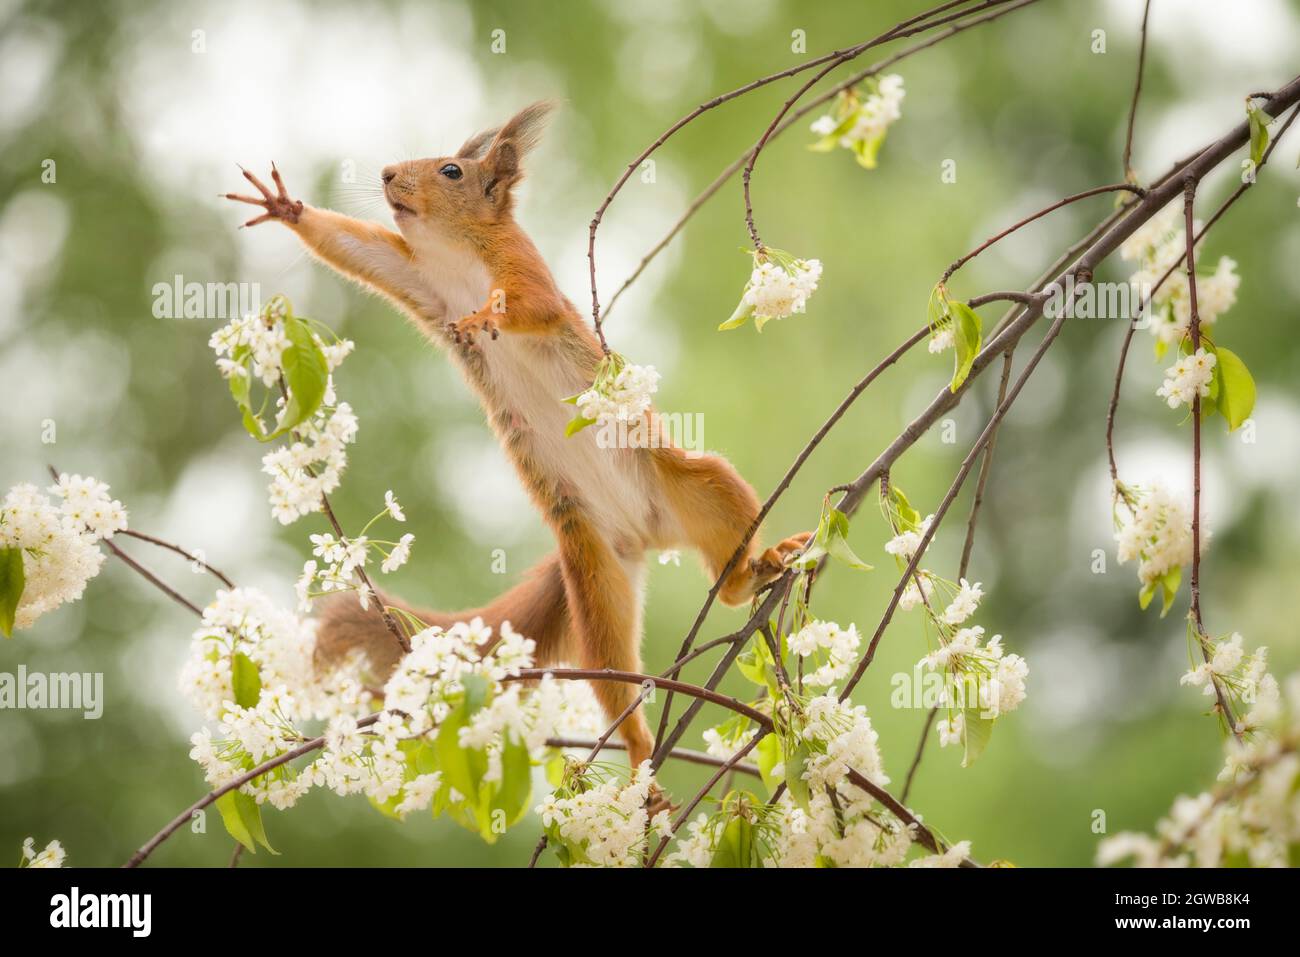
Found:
[413,244,656,548]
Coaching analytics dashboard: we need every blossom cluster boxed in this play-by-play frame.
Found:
[0,474,127,632]
[19,837,66,868]
[261,398,359,525]
[1113,481,1204,603]
[880,489,1027,757]
[538,761,670,867]
[921,626,1029,725]
[573,360,660,426]
[296,492,413,613]
[671,695,973,868]
[724,251,823,331]
[787,619,862,689]
[1156,347,1216,410]
[209,299,359,525]
[809,74,906,168]
[178,587,326,721]
[186,602,605,825]
[1098,670,1300,868]
[1180,631,1279,737]
[1120,202,1240,350]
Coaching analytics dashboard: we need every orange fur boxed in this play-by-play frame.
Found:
[228,103,806,766]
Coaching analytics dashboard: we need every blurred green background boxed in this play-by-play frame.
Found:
[2,0,1299,867]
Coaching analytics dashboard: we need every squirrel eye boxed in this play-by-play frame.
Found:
[439,163,463,181]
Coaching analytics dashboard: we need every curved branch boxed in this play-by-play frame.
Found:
[600,0,1042,320]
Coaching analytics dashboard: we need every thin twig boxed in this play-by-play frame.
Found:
[959,349,1016,577]
[1122,0,1154,183]
[118,529,236,589]
[601,0,1043,320]
[589,0,1018,347]
[45,464,205,617]
[652,326,929,754]
[1182,178,1241,741]
[901,707,940,803]
[124,712,385,868]
[940,183,1145,285]
[1106,102,1300,483]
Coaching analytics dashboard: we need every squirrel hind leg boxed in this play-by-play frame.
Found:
[654,450,809,605]
[557,528,655,769]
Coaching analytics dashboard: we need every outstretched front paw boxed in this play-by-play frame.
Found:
[447,311,499,345]
[749,530,814,581]
[225,163,304,227]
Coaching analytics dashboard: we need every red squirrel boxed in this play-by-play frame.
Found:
[226,102,809,768]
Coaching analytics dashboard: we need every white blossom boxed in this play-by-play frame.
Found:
[575,361,660,425]
[1156,347,1216,409]
[20,837,66,868]
[735,255,823,326]
[0,477,127,632]
[809,74,905,168]
[1114,482,1204,588]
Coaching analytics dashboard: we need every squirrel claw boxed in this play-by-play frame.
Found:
[449,313,499,345]
[225,164,303,225]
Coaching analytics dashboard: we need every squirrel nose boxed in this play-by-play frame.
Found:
[381,167,397,184]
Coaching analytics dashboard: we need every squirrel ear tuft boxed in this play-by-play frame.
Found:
[481,101,557,203]
[495,100,556,156]
[456,126,501,160]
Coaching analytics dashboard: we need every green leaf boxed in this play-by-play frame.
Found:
[1158,565,1181,618]
[736,637,778,696]
[822,508,872,571]
[1138,580,1157,611]
[461,674,490,713]
[709,814,755,868]
[755,734,782,795]
[273,315,330,438]
[851,133,885,170]
[1247,102,1271,169]
[226,358,262,439]
[719,299,755,332]
[0,547,24,639]
[961,708,994,768]
[215,789,276,855]
[435,704,476,799]
[796,505,872,572]
[231,651,262,708]
[565,415,597,437]
[807,113,858,154]
[784,741,812,812]
[887,485,922,533]
[1213,346,1256,432]
[948,300,982,392]
[927,285,949,329]
[544,753,566,788]
[485,731,533,841]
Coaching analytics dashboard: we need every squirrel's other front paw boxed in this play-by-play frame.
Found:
[447,313,499,345]
[749,530,814,580]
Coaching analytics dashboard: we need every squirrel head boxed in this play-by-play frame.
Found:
[382,101,554,240]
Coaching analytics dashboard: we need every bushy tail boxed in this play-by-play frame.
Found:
[313,553,571,680]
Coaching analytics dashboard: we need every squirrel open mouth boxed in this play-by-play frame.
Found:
[383,185,414,216]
